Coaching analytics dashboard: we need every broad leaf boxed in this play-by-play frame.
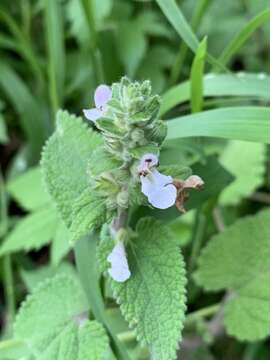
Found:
[70,189,106,243]
[14,274,110,359]
[0,206,58,256]
[219,140,266,205]
[41,110,102,227]
[98,218,187,360]
[166,107,270,144]
[7,167,50,211]
[195,209,270,341]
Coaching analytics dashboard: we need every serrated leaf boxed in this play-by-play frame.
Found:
[41,110,102,227]
[20,262,77,293]
[70,189,106,243]
[7,167,50,211]
[98,218,187,360]
[219,140,266,206]
[14,274,110,360]
[194,209,270,341]
[0,206,58,256]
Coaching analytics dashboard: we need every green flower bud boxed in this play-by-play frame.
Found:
[116,190,129,208]
[131,128,145,142]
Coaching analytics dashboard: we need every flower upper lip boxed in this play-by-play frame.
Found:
[83,84,112,122]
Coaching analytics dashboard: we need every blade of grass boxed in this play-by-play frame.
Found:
[0,7,43,85]
[0,61,48,160]
[190,37,207,113]
[44,0,65,113]
[170,0,212,84]
[79,0,104,84]
[161,73,270,115]
[166,107,270,143]
[156,0,227,72]
[217,8,270,68]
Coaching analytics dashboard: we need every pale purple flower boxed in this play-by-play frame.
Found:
[107,241,131,282]
[139,153,177,209]
[83,84,112,122]
[138,153,159,174]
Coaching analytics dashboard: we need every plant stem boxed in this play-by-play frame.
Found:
[3,255,15,323]
[188,208,206,273]
[0,171,15,324]
[185,303,220,325]
[74,234,131,360]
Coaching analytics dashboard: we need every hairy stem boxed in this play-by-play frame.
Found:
[74,234,131,360]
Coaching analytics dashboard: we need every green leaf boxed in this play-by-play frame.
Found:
[44,0,65,111]
[190,37,207,113]
[14,274,110,359]
[219,141,266,205]
[116,21,147,77]
[161,73,270,116]
[0,206,58,256]
[155,0,225,71]
[166,107,270,143]
[7,167,50,211]
[70,189,106,243]
[0,113,8,144]
[98,218,187,360]
[51,221,72,267]
[194,209,270,341]
[20,262,77,293]
[0,61,47,158]
[218,8,270,67]
[155,0,199,52]
[88,146,121,178]
[41,110,102,227]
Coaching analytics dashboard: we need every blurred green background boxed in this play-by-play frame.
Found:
[1,1,270,359]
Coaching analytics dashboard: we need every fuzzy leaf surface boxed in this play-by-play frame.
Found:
[14,275,110,360]
[41,110,102,226]
[70,189,106,243]
[195,209,270,341]
[7,167,51,211]
[98,218,187,360]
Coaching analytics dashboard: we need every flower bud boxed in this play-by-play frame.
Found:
[117,190,129,208]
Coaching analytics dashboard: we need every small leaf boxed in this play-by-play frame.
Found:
[14,274,110,359]
[219,140,266,205]
[7,167,50,211]
[41,110,102,227]
[70,189,106,243]
[0,206,58,256]
[98,218,187,360]
[88,146,121,178]
[190,37,207,113]
[195,209,270,341]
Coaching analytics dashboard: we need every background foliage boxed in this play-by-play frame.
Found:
[1,0,270,359]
